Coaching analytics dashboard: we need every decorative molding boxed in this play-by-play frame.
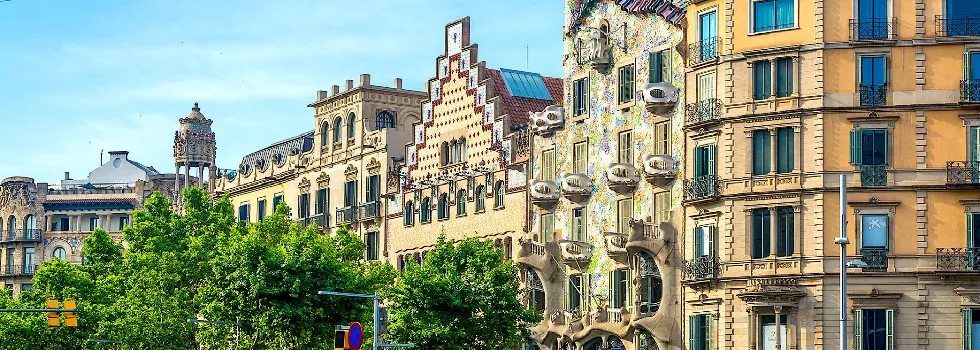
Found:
[345,164,358,181]
[849,288,902,309]
[298,177,311,193]
[316,172,329,187]
[367,158,382,175]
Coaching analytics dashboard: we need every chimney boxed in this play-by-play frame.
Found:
[394,78,403,90]
[346,80,354,90]
[331,85,340,95]
[64,172,71,181]
[317,90,328,100]
[360,74,371,87]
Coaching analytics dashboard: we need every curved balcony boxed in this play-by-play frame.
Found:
[685,99,722,127]
[517,237,559,282]
[529,180,560,208]
[576,38,612,71]
[606,163,640,194]
[530,105,564,136]
[560,173,593,202]
[602,232,628,262]
[641,82,678,115]
[642,155,678,187]
[558,240,593,267]
[625,219,669,257]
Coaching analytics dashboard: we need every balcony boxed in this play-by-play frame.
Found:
[530,105,564,136]
[859,84,887,107]
[606,163,640,194]
[683,255,719,281]
[860,248,889,271]
[849,18,896,41]
[937,16,980,37]
[560,174,593,202]
[684,175,719,202]
[302,213,329,229]
[529,180,560,208]
[641,82,679,115]
[947,161,980,186]
[335,206,358,225]
[642,154,678,187]
[688,37,720,66]
[685,99,722,126]
[519,238,547,258]
[962,80,980,103]
[2,264,38,276]
[3,229,42,243]
[576,38,612,71]
[359,201,381,220]
[558,240,593,266]
[937,248,980,272]
[602,232,628,261]
[860,164,887,187]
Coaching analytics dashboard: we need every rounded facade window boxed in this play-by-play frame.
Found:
[52,247,66,260]
[638,252,663,316]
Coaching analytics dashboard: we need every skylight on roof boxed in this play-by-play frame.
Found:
[499,68,553,100]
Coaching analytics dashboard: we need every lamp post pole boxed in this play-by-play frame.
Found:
[318,290,414,350]
[840,174,848,350]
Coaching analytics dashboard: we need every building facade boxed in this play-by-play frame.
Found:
[385,17,560,274]
[0,177,46,295]
[523,1,688,349]
[680,0,980,349]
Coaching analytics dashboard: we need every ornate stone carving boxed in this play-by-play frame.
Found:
[316,172,330,186]
[0,180,36,209]
[345,164,358,181]
[298,178,311,193]
[367,158,382,175]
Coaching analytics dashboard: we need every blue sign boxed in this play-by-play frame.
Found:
[348,322,363,350]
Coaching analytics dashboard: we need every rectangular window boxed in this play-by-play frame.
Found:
[654,191,671,224]
[344,181,357,207]
[654,121,670,156]
[752,129,772,175]
[776,127,795,173]
[21,284,31,292]
[777,206,795,256]
[618,64,635,104]
[618,198,634,234]
[855,309,893,350]
[609,269,630,309]
[238,204,250,222]
[694,144,716,177]
[59,218,69,232]
[573,142,588,174]
[859,56,887,106]
[366,231,378,261]
[541,149,556,181]
[572,208,586,242]
[695,225,714,257]
[760,315,789,350]
[689,314,713,350]
[298,193,310,219]
[699,11,718,61]
[5,249,13,269]
[963,309,980,350]
[314,189,326,215]
[849,129,889,166]
[649,50,672,83]
[753,61,772,100]
[567,274,583,311]
[618,130,633,164]
[540,213,554,243]
[861,214,888,248]
[366,175,381,203]
[272,195,283,212]
[753,0,795,33]
[698,72,716,101]
[776,57,794,97]
[752,208,772,259]
[89,217,100,231]
[573,78,589,116]
[118,216,129,231]
[257,199,267,221]
[23,247,34,269]
[969,212,980,250]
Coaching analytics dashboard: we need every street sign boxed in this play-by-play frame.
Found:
[348,322,363,350]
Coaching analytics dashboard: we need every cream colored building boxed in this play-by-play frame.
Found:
[213,75,425,261]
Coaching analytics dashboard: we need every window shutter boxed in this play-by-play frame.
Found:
[707,144,716,174]
[882,129,890,165]
[626,269,633,310]
[970,214,976,249]
[707,315,714,350]
[850,129,863,165]
[694,227,703,258]
[854,309,863,350]
[965,309,973,350]
[885,309,894,350]
[709,225,716,256]
[689,316,696,350]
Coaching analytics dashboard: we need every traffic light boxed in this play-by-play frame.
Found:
[334,327,349,350]
[46,300,59,327]
[63,300,77,327]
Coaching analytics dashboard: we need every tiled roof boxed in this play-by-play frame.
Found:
[486,69,563,126]
[129,160,160,175]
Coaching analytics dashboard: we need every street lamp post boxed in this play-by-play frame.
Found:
[318,290,415,349]
[836,174,869,350]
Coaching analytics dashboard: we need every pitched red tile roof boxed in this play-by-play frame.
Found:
[485,69,563,126]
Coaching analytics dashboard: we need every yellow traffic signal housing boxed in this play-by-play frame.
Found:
[63,300,77,327]
[334,328,349,350]
[46,300,59,327]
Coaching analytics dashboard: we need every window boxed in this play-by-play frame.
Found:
[526,269,546,313]
[855,309,894,350]
[638,252,662,315]
[540,213,554,243]
[698,11,719,62]
[257,199,267,221]
[618,64,635,104]
[969,212,980,251]
[6,216,13,238]
[752,0,795,33]
[238,204,250,222]
[752,130,772,175]
[857,0,888,39]
[609,268,630,309]
[441,142,450,165]
[753,61,772,100]
[694,144,716,177]
[366,175,381,203]
[376,110,395,130]
[495,181,505,208]
[438,194,449,220]
[5,249,12,270]
[760,315,788,350]
[272,194,284,212]
[695,225,714,258]
[572,208,586,242]
[573,141,588,174]
[618,131,633,164]
[947,0,980,36]
[752,208,772,259]
[52,247,66,260]
[23,247,34,270]
[967,53,980,102]
[567,274,583,311]
[618,198,633,234]
[404,201,415,226]
[776,57,794,97]
[366,231,378,261]
[444,139,467,165]
[654,191,671,224]
[347,112,356,139]
[59,218,69,232]
[654,122,670,156]
[649,49,672,84]
[689,314,714,350]
[776,127,795,173]
[861,214,888,249]
[298,193,310,219]
[850,129,889,166]
[963,309,980,350]
[859,56,887,106]
[320,121,329,147]
[21,284,31,292]
[315,189,327,215]
[89,217,100,231]
[573,78,589,116]
[541,149,556,181]
[420,198,431,223]
[344,181,357,208]
[475,186,486,212]
[777,206,795,256]
[456,190,467,216]
[118,216,129,230]
[333,117,343,143]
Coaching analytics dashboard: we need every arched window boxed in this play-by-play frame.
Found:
[347,112,356,139]
[583,338,604,350]
[24,215,35,239]
[441,142,450,165]
[52,247,66,260]
[320,121,329,147]
[333,117,343,144]
[475,185,486,212]
[638,252,663,316]
[636,330,660,350]
[494,181,505,208]
[420,197,431,223]
[525,268,545,313]
[438,193,449,220]
[404,201,414,226]
[456,190,467,216]
[605,336,625,350]
[7,216,15,239]
[377,110,395,130]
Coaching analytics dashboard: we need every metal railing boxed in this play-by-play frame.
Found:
[3,264,38,276]
[4,229,42,242]
[684,175,719,201]
[359,201,381,219]
[335,206,358,225]
[860,248,889,271]
[937,248,980,272]
[849,18,896,40]
[948,161,980,185]
[688,37,720,66]
[685,99,722,125]
[683,255,719,280]
[962,80,980,102]
[859,84,887,106]
[860,164,887,186]
[937,16,980,37]
[303,213,329,228]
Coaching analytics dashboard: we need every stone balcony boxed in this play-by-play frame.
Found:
[641,82,679,116]
[602,232,629,262]
[560,173,593,202]
[606,163,640,195]
[642,155,678,187]
[529,180,560,208]
[558,240,593,268]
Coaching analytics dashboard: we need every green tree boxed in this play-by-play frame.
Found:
[383,235,540,350]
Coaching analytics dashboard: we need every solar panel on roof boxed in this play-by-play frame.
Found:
[499,68,553,100]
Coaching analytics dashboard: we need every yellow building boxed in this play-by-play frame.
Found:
[680,0,980,349]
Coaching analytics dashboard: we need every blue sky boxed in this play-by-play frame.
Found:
[0,0,564,183]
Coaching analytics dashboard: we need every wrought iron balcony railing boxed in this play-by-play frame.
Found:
[688,37,721,66]
[4,229,42,242]
[359,201,381,220]
[962,80,980,102]
[937,16,980,37]
[860,248,889,271]
[683,255,719,280]
[684,175,719,201]
[303,213,329,228]
[3,264,38,276]
[335,206,358,225]
[948,161,980,186]
[860,164,887,187]
[849,18,896,41]
[685,99,722,125]
[860,84,887,106]
[937,248,980,272]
